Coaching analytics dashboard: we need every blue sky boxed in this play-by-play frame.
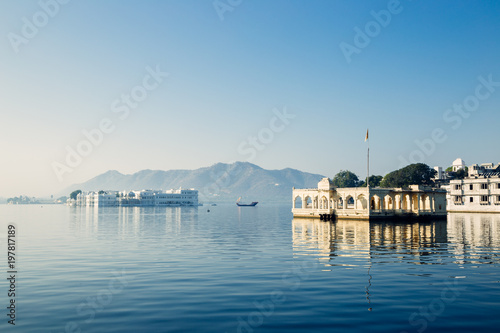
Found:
[1,0,500,197]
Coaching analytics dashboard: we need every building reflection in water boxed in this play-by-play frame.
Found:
[293,215,500,311]
[293,218,371,266]
[69,206,198,237]
[292,214,500,267]
[448,213,500,265]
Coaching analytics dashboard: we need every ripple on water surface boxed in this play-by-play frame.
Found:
[1,205,500,332]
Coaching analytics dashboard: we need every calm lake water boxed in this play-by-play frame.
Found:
[1,204,500,332]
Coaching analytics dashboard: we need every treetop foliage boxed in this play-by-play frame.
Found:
[379,163,436,188]
[70,190,82,200]
[332,170,360,188]
[331,163,436,189]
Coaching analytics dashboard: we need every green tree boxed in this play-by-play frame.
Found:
[380,163,437,188]
[359,175,383,187]
[332,170,360,188]
[70,190,82,200]
[455,167,468,179]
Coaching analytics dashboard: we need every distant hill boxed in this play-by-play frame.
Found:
[60,162,324,203]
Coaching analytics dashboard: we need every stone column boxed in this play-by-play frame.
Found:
[417,194,421,213]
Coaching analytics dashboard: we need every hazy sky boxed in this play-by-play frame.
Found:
[1,0,500,197]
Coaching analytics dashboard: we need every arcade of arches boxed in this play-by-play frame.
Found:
[292,178,447,220]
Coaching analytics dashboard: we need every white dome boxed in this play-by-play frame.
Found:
[452,158,465,166]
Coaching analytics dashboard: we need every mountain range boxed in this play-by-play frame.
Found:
[61,162,325,202]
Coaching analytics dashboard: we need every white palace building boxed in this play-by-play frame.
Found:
[292,178,447,220]
[74,188,198,207]
[447,162,500,213]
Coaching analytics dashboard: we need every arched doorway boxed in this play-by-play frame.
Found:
[305,196,312,208]
[294,196,303,209]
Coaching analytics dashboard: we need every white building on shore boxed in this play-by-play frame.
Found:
[292,178,447,220]
[75,191,119,206]
[452,158,467,172]
[75,188,198,207]
[447,162,500,213]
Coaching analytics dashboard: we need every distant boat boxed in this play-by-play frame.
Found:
[236,197,258,207]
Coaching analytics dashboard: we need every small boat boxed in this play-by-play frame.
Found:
[236,197,258,207]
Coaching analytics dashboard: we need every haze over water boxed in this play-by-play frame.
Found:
[0,204,499,332]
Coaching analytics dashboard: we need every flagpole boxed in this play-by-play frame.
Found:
[366,129,369,189]
[366,129,370,214]
[367,142,369,189]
